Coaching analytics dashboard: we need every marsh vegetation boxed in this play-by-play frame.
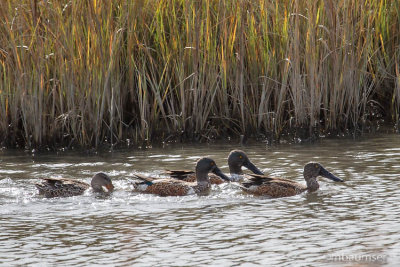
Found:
[0,0,399,149]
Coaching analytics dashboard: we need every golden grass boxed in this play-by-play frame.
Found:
[0,0,399,148]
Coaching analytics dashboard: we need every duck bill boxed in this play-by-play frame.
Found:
[243,161,264,175]
[320,167,343,182]
[104,183,115,192]
[212,166,231,182]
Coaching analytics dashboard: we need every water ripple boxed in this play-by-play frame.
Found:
[0,133,399,266]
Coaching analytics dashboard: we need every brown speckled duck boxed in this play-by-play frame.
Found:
[238,162,344,198]
[35,172,114,198]
[132,157,230,196]
[166,150,263,184]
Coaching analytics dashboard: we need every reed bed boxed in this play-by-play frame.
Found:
[0,0,399,148]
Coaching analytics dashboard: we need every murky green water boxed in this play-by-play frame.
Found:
[1,133,399,266]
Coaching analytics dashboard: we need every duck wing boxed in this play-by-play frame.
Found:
[143,180,194,196]
[131,174,159,185]
[165,170,225,184]
[240,174,305,197]
[164,170,195,180]
[132,174,194,196]
[35,177,89,198]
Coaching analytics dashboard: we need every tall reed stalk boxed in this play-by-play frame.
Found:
[0,0,399,148]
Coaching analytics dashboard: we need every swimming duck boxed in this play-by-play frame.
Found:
[238,162,343,198]
[166,150,263,184]
[132,157,230,196]
[35,172,114,198]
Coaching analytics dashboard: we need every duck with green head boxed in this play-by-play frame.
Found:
[166,150,263,184]
[36,172,114,198]
[132,157,230,196]
[238,162,344,198]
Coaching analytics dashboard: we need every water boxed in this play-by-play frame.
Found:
[1,133,399,266]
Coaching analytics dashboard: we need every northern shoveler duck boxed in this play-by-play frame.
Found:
[35,172,114,198]
[132,157,230,196]
[238,162,344,198]
[165,150,263,184]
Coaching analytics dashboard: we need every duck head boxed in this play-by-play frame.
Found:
[195,157,231,183]
[304,163,343,182]
[228,150,263,175]
[91,172,114,193]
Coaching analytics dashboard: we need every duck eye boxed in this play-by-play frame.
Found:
[239,155,243,159]
[315,164,318,168]
[210,162,215,166]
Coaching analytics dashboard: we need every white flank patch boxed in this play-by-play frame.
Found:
[248,185,258,192]
[186,187,195,195]
[136,184,148,191]
[230,174,243,182]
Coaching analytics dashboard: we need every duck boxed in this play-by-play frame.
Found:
[132,157,230,196]
[35,172,114,198]
[238,162,344,198]
[165,150,263,184]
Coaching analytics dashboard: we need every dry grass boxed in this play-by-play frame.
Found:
[0,0,399,148]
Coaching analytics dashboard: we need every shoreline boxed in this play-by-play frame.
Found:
[1,122,397,153]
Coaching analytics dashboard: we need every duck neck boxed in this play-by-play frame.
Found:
[196,172,210,186]
[305,176,319,192]
[229,164,243,175]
